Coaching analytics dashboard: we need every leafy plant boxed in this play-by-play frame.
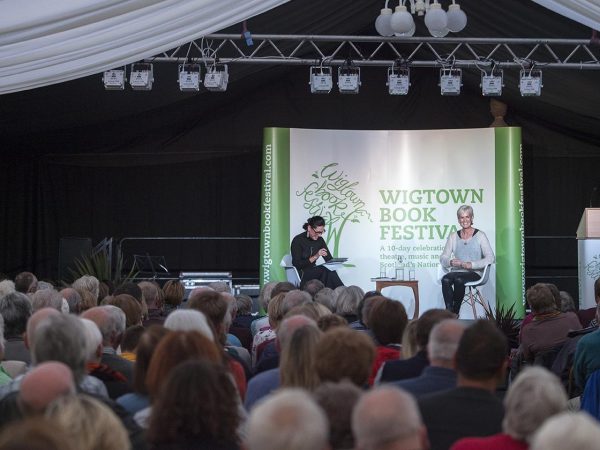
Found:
[67,249,138,286]
[486,302,520,350]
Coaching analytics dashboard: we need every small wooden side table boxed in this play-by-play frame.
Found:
[374,279,419,319]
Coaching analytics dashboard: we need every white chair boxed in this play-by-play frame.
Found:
[462,264,493,319]
[280,254,301,287]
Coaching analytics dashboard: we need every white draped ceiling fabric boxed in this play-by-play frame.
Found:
[532,0,600,31]
[0,0,289,94]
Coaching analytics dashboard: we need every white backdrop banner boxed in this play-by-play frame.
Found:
[260,127,524,317]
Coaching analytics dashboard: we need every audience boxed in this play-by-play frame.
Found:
[368,297,406,385]
[120,324,145,361]
[451,366,568,450]
[246,388,329,450]
[530,412,600,450]
[147,360,241,450]
[314,380,362,450]
[394,318,466,398]
[46,394,131,450]
[335,285,364,323]
[164,309,214,339]
[162,279,184,314]
[60,288,82,314]
[418,319,508,450]
[81,306,133,393]
[14,272,37,294]
[378,308,454,383]
[108,294,143,328]
[138,281,164,327]
[573,302,600,391]
[0,292,32,365]
[353,385,428,450]
[0,417,74,450]
[72,275,100,303]
[30,289,67,313]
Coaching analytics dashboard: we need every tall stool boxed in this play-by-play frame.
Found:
[462,264,493,318]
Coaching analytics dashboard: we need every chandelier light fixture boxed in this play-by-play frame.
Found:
[376,0,467,37]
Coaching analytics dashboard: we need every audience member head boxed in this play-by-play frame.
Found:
[455,319,508,385]
[121,324,145,353]
[0,291,32,338]
[81,305,126,349]
[0,279,15,298]
[352,386,427,450]
[427,319,466,367]
[164,309,214,340]
[279,318,322,390]
[369,297,408,346]
[314,381,362,450]
[258,281,278,312]
[207,281,231,293]
[60,288,82,314]
[336,285,365,318]
[138,281,161,310]
[314,287,335,312]
[187,290,229,345]
[315,327,376,387]
[271,281,296,298]
[0,417,74,450]
[31,289,64,313]
[415,308,455,352]
[98,281,111,302]
[162,279,184,309]
[76,288,97,312]
[14,272,37,294]
[80,318,103,363]
[18,362,76,415]
[401,320,419,359]
[147,360,239,448]
[282,290,312,316]
[530,412,600,450]
[527,283,557,315]
[503,366,567,443]
[303,279,325,298]
[545,283,562,310]
[71,275,100,302]
[559,290,576,313]
[45,395,131,450]
[246,389,329,450]
[132,325,170,395]
[107,294,143,327]
[235,294,253,316]
[267,292,287,330]
[357,290,383,326]
[113,282,142,302]
[31,313,88,382]
[317,314,348,332]
[145,331,222,399]
[285,302,330,322]
[25,307,60,350]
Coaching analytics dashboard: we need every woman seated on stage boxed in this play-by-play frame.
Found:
[291,216,344,289]
[440,205,495,314]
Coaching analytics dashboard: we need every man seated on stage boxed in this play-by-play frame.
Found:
[418,320,507,450]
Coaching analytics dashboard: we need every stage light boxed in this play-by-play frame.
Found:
[178,64,201,92]
[204,64,229,92]
[130,63,154,90]
[481,70,503,96]
[519,69,542,96]
[309,66,333,94]
[376,0,467,37]
[439,68,462,95]
[103,68,126,90]
[338,62,360,94]
[387,66,410,95]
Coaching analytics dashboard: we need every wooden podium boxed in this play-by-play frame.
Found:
[577,208,600,309]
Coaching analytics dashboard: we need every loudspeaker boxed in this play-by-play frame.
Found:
[59,237,92,282]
